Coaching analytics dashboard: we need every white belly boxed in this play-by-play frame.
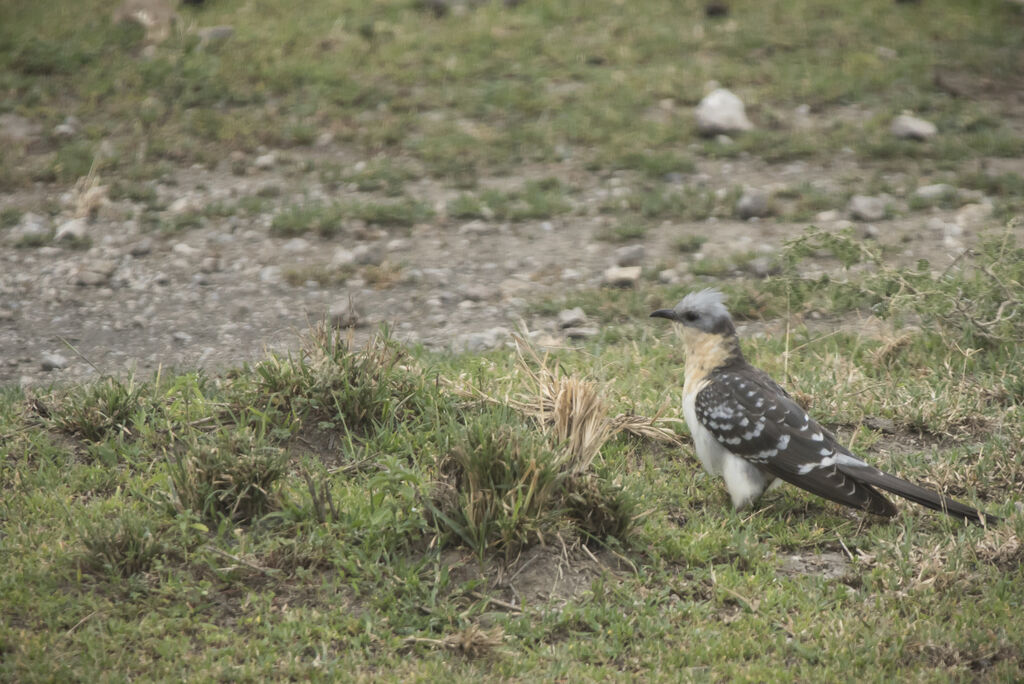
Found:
[681,383,776,510]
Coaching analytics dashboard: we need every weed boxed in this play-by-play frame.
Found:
[164,426,288,525]
[47,376,146,443]
[270,201,344,237]
[596,219,650,243]
[79,514,169,578]
[0,208,23,228]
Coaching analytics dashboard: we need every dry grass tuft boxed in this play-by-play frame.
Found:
[404,623,504,658]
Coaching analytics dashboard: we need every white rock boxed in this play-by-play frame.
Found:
[913,183,955,200]
[254,153,277,169]
[352,243,384,266]
[172,242,199,256]
[615,244,646,267]
[736,188,771,219]
[331,248,356,267]
[602,265,642,287]
[282,237,309,252]
[848,195,888,222]
[890,114,937,140]
[329,300,363,328]
[54,218,87,242]
[40,353,69,371]
[167,196,200,215]
[258,265,282,283]
[695,88,754,135]
[815,210,841,222]
[557,307,587,329]
[955,202,993,228]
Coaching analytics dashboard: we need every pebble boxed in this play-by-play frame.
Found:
[735,188,772,219]
[172,242,199,256]
[890,113,937,141]
[258,265,282,283]
[602,265,642,287]
[329,300,363,328]
[913,183,955,200]
[11,213,50,243]
[332,248,356,267]
[848,195,888,222]
[130,238,153,257]
[172,331,193,344]
[168,196,201,215]
[695,88,754,135]
[254,153,277,170]
[614,244,646,267]
[282,237,309,252]
[352,243,384,266]
[75,260,117,286]
[955,202,993,228]
[815,210,841,222]
[40,353,69,371]
[557,307,587,329]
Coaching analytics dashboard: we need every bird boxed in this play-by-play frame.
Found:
[650,288,998,524]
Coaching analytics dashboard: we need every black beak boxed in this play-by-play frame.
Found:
[650,309,676,321]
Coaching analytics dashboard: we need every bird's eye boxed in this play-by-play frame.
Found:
[683,311,700,322]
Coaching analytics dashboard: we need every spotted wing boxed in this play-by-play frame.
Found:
[694,367,897,516]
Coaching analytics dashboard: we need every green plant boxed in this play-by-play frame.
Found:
[164,426,288,525]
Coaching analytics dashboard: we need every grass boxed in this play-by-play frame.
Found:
[3,236,1024,679]
[3,0,1024,678]
[2,0,1021,189]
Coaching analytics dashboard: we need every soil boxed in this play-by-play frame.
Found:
[1,150,1021,387]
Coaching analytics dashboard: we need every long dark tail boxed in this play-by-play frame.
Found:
[839,464,999,525]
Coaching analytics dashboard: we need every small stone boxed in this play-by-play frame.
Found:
[172,242,199,256]
[890,113,937,141]
[332,247,356,267]
[746,256,780,278]
[199,256,222,273]
[614,244,646,267]
[735,188,772,219]
[695,88,754,136]
[130,238,153,257]
[955,202,993,228]
[172,331,192,344]
[458,220,496,236]
[714,134,734,145]
[913,183,955,200]
[848,195,888,222]
[602,265,642,287]
[254,153,277,170]
[459,284,493,302]
[329,300,363,328]
[168,196,199,215]
[815,209,841,222]
[557,307,587,329]
[564,326,599,340]
[457,327,510,352]
[258,265,282,283]
[282,237,309,252]
[0,308,14,321]
[75,260,117,286]
[658,268,680,284]
[352,243,384,266]
[40,353,69,371]
[11,213,50,242]
[54,218,88,242]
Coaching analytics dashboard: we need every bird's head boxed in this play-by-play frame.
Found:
[650,288,736,334]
